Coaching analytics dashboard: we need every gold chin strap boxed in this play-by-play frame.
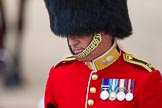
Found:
[74,33,102,59]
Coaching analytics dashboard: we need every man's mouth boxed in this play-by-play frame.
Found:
[73,48,84,54]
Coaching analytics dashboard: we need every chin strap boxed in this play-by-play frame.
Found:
[74,33,102,59]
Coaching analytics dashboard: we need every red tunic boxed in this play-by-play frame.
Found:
[44,43,162,108]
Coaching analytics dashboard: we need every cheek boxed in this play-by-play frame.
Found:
[82,39,92,48]
[83,43,89,48]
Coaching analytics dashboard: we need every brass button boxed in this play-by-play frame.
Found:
[92,74,98,80]
[87,99,94,106]
[90,87,97,93]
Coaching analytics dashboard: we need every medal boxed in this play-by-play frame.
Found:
[109,91,117,101]
[100,90,109,100]
[117,79,126,101]
[125,79,134,101]
[126,92,133,101]
[100,78,110,100]
[109,79,118,101]
[117,91,125,101]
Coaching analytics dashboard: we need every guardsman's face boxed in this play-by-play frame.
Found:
[67,33,113,62]
[67,35,93,55]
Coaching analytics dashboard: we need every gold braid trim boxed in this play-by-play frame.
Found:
[123,54,157,72]
[74,33,102,59]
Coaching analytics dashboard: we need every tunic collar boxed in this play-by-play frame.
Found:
[85,41,121,71]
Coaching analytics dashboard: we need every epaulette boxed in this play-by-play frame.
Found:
[55,56,76,67]
[123,54,157,72]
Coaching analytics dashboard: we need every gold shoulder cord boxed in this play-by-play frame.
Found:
[74,33,102,59]
[123,54,157,72]
[63,56,76,61]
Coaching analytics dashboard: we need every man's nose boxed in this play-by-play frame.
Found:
[68,36,79,46]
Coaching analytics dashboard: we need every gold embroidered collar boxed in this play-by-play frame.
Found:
[85,41,121,71]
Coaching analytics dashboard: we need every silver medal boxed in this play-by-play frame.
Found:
[117,91,125,101]
[126,92,133,101]
[100,90,109,100]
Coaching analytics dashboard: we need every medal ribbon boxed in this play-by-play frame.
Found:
[109,79,112,92]
[101,78,109,91]
[119,79,125,92]
[112,79,115,91]
[131,79,135,93]
[114,79,119,93]
[127,79,135,93]
[109,79,119,93]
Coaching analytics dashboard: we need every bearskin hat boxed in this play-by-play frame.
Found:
[44,0,132,39]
